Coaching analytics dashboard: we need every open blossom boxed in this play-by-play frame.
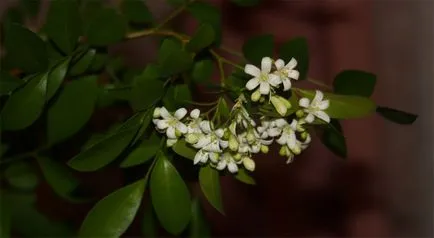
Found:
[216,152,239,173]
[186,109,202,134]
[245,57,281,95]
[274,58,300,91]
[299,90,330,123]
[153,107,188,147]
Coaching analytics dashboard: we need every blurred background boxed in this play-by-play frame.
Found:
[0,0,432,237]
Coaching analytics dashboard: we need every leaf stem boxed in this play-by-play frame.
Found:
[154,0,195,31]
[307,78,333,90]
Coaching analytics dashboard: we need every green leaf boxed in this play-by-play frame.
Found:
[3,23,48,73]
[4,162,39,191]
[121,0,153,23]
[131,109,155,145]
[142,201,157,237]
[46,57,71,100]
[189,197,211,238]
[89,53,109,72]
[150,153,192,235]
[120,138,160,168]
[199,166,224,214]
[85,7,127,46]
[191,59,214,83]
[279,37,309,80]
[163,84,192,110]
[47,76,98,145]
[187,2,221,45]
[36,156,83,202]
[0,199,11,238]
[43,0,81,54]
[158,39,194,77]
[68,127,138,171]
[216,97,230,122]
[3,7,23,25]
[1,73,48,131]
[79,179,146,237]
[0,144,9,157]
[172,139,196,160]
[320,120,347,158]
[376,106,418,125]
[69,49,96,76]
[186,24,215,53]
[0,71,24,95]
[234,168,256,185]
[297,89,376,119]
[242,34,274,65]
[231,0,261,7]
[130,65,164,111]
[333,70,377,97]
[19,0,41,17]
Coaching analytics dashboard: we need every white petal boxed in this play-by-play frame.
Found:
[305,113,315,123]
[215,129,224,138]
[174,108,187,119]
[200,152,209,163]
[289,119,298,129]
[227,161,238,173]
[194,136,211,149]
[250,145,260,153]
[209,153,219,163]
[246,78,260,90]
[153,119,159,125]
[219,140,228,149]
[190,109,200,119]
[268,74,281,86]
[261,57,272,73]
[194,151,205,164]
[160,107,170,119]
[216,160,226,170]
[275,59,285,69]
[314,111,330,123]
[287,70,299,80]
[259,82,270,95]
[303,134,312,144]
[244,64,261,77]
[204,140,221,152]
[313,90,324,104]
[166,127,176,139]
[176,122,188,134]
[285,57,297,69]
[282,78,291,91]
[157,120,169,130]
[318,100,329,110]
[261,139,273,145]
[268,128,281,137]
[257,126,265,133]
[287,132,297,149]
[200,121,212,133]
[166,138,177,147]
[299,98,310,108]
[274,119,287,127]
[238,144,249,153]
[276,135,287,145]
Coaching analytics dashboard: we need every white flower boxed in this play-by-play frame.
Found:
[216,152,239,173]
[193,150,219,165]
[186,109,202,134]
[274,58,299,91]
[299,90,330,123]
[192,124,228,153]
[153,107,188,146]
[276,119,300,151]
[245,57,281,95]
[265,118,288,137]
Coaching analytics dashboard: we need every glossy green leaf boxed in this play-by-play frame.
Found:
[142,200,157,237]
[44,0,81,54]
[376,106,418,125]
[242,34,274,65]
[192,59,214,83]
[67,127,138,172]
[1,73,48,131]
[120,140,160,168]
[36,156,82,202]
[46,57,71,100]
[279,37,309,80]
[199,166,224,214]
[187,2,221,45]
[158,39,193,77]
[231,0,261,7]
[130,65,164,111]
[189,197,211,238]
[150,153,191,235]
[85,7,127,46]
[320,120,347,158]
[121,0,153,23]
[297,89,376,119]
[216,97,230,122]
[69,49,96,76]
[172,139,196,160]
[19,0,41,17]
[48,76,98,145]
[234,168,256,185]
[89,53,109,72]
[3,23,48,73]
[131,109,155,145]
[4,162,39,191]
[333,70,377,97]
[186,24,215,53]
[79,179,146,237]
[0,71,24,95]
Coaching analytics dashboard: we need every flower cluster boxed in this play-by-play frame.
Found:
[152,57,331,173]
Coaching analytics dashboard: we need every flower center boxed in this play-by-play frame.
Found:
[259,73,268,82]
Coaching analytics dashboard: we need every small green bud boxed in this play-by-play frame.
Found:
[301,132,308,140]
[229,135,239,151]
[246,131,256,144]
[259,96,265,103]
[153,108,161,118]
[296,124,305,132]
[279,146,287,156]
[233,153,242,161]
[296,110,304,118]
[242,157,255,172]
[261,145,269,153]
[175,129,182,137]
[251,90,261,102]
[292,146,301,155]
[185,133,199,144]
[223,130,231,140]
[271,96,287,116]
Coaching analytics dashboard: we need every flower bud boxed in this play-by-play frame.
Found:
[242,157,255,172]
[246,131,256,144]
[278,96,291,109]
[251,90,261,102]
[259,96,265,103]
[175,129,182,137]
[261,145,269,153]
[296,123,305,132]
[233,153,242,161]
[223,130,231,140]
[271,96,287,116]
[185,133,199,144]
[153,107,161,118]
[229,135,239,151]
[279,146,287,156]
[292,146,301,155]
[296,110,304,118]
[301,132,308,140]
